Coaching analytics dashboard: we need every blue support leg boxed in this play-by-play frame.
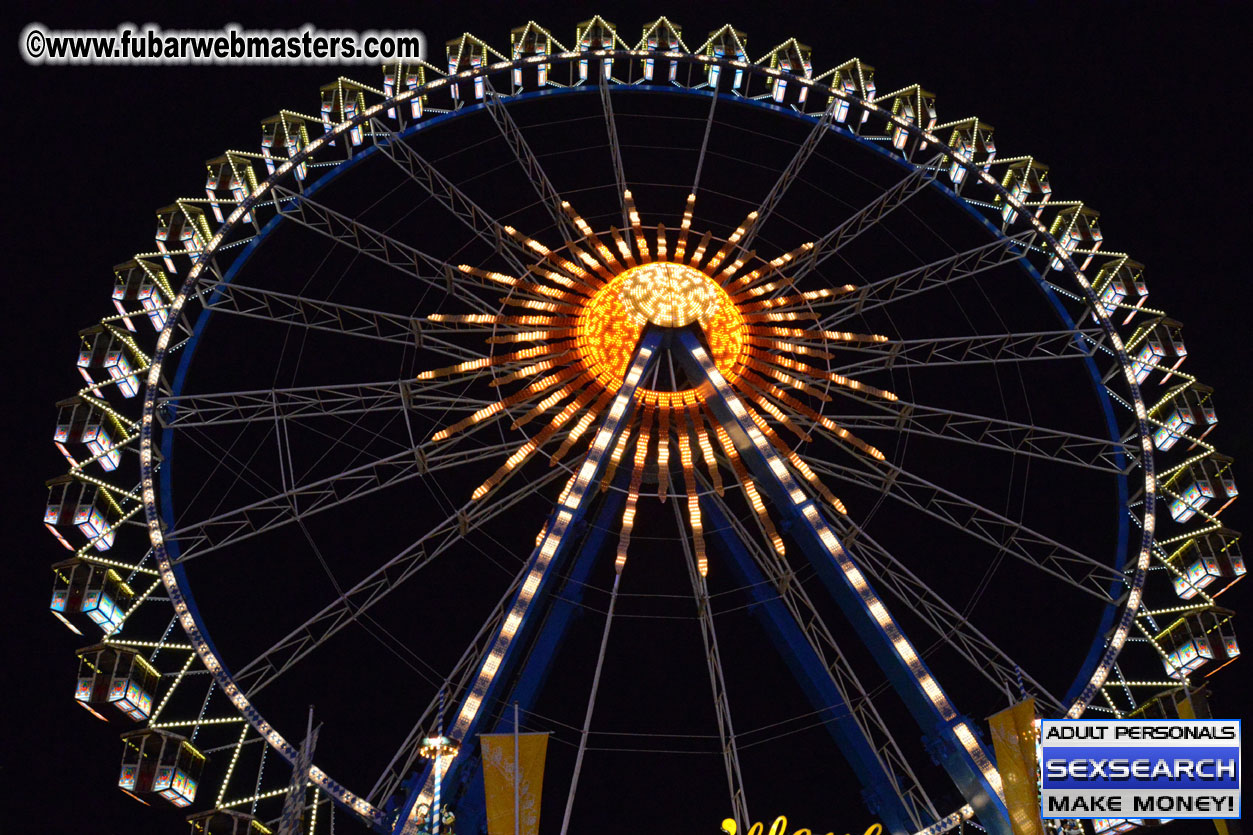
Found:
[702,495,919,835]
[672,328,1011,835]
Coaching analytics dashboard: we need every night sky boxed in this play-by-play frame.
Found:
[6,2,1250,834]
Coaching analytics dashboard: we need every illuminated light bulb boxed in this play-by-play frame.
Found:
[617,262,721,328]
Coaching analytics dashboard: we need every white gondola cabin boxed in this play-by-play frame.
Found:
[1152,383,1218,451]
[49,557,133,635]
[74,644,159,722]
[77,326,141,399]
[510,24,558,89]
[1127,318,1186,385]
[383,62,425,120]
[998,161,1051,225]
[155,204,212,272]
[45,476,118,552]
[704,26,748,93]
[118,729,206,808]
[764,40,813,106]
[260,114,309,180]
[1157,607,1239,680]
[1090,257,1148,325]
[1168,528,1245,600]
[575,16,618,82]
[1164,454,1237,524]
[113,259,175,332]
[640,18,682,84]
[54,397,122,471]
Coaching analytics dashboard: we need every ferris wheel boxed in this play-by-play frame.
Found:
[45,15,1243,835]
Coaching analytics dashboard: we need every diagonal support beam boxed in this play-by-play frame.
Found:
[270,185,496,316]
[158,379,504,430]
[483,80,580,246]
[826,329,1104,378]
[673,498,752,832]
[167,438,518,563]
[797,396,1130,474]
[821,231,1037,326]
[200,279,428,347]
[805,453,1127,599]
[599,74,631,232]
[672,327,1012,835]
[442,488,628,835]
[231,467,567,697]
[789,156,943,287]
[691,87,719,194]
[826,516,1067,715]
[369,118,533,276]
[739,95,843,252]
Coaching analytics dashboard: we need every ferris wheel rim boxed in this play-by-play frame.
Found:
[123,48,1158,831]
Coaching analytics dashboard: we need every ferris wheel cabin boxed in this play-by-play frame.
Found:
[118,728,206,808]
[48,557,132,636]
[74,643,159,722]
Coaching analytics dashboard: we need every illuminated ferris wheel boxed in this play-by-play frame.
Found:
[46,15,1243,835]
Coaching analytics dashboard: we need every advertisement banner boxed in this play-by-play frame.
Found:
[1040,720,1240,821]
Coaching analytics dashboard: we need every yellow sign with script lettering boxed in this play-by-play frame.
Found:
[721,815,884,835]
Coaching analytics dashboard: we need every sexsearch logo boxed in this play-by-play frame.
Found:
[1040,719,1240,820]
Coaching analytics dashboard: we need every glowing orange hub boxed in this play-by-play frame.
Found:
[576,262,745,399]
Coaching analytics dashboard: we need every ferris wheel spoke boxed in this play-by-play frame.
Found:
[802,398,1133,473]
[269,184,499,316]
[690,86,718,195]
[167,437,519,564]
[827,328,1105,377]
[158,379,504,430]
[699,484,938,831]
[827,516,1067,714]
[483,80,581,246]
[367,118,534,277]
[820,230,1037,327]
[804,454,1128,599]
[787,153,945,288]
[738,94,843,253]
[598,73,630,232]
[233,466,567,698]
[670,498,751,832]
[198,279,430,347]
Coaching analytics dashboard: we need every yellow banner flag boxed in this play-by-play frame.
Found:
[481,732,549,835]
[988,698,1044,835]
